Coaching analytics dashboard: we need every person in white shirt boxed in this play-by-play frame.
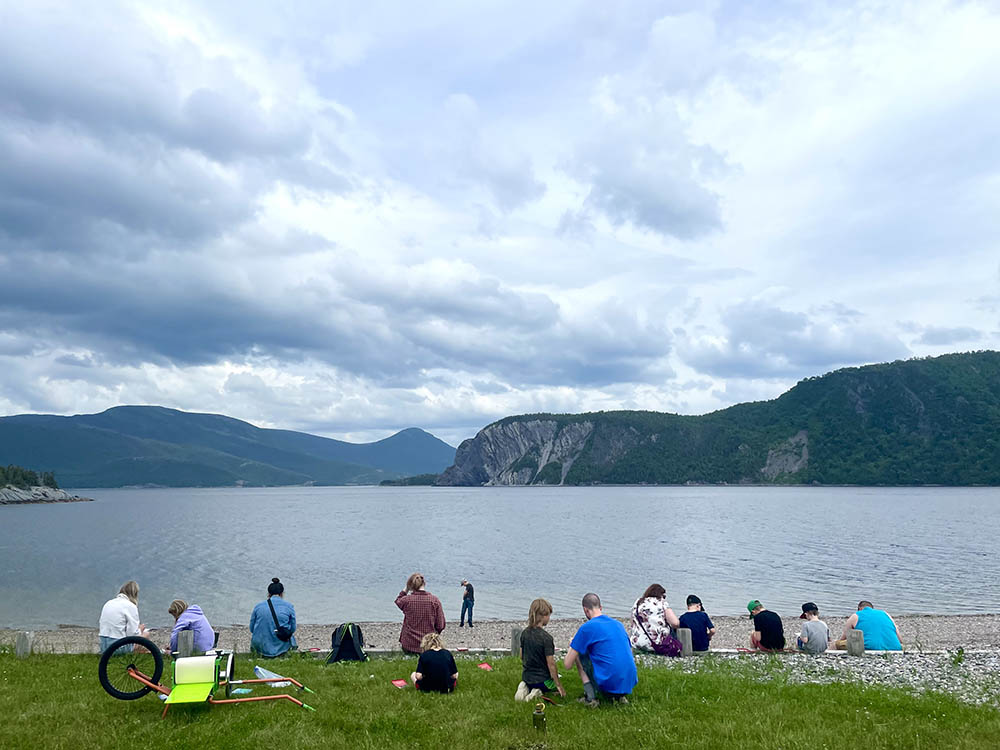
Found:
[98,580,149,652]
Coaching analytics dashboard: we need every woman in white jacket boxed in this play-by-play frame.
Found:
[98,580,148,652]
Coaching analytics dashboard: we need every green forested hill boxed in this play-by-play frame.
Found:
[0,407,456,488]
[439,352,1000,486]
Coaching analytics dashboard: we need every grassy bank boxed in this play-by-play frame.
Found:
[2,651,998,749]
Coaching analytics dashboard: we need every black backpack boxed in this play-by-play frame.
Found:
[327,622,369,663]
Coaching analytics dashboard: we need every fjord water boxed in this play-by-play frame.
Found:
[2,486,999,630]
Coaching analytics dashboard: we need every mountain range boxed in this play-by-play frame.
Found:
[0,406,456,487]
[437,351,1000,486]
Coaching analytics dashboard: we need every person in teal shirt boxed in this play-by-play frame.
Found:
[839,600,902,651]
[250,577,297,657]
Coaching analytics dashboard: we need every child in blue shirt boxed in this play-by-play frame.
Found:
[677,594,715,652]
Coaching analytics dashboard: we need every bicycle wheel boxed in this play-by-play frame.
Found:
[98,636,164,700]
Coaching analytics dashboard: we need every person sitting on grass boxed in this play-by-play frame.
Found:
[747,599,785,651]
[167,599,215,654]
[678,594,715,652]
[249,577,297,658]
[563,593,637,707]
[796,602,830,655]
[516,598,566,701]
[98,580,150,653]
[629,583,681,653]
[836,600,902,651]
[410,632,458,693]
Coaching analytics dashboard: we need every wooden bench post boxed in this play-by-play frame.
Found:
[15,631,34,659]
[846,629,865,656]
[177,630,195,657]
[510,627,522,657]
[676,628,693,657]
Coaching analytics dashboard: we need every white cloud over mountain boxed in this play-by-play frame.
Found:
[0,0,997,445]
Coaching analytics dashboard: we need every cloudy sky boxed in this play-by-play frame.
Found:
[1,0,998,445]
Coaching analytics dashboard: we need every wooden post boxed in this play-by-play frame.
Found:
[510,626,522,657]
[676,628,693,657]
[846,629,865,656]
[177,630,195,657]
[15,631,34,659]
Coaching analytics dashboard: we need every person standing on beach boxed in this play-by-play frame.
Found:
[747,599,785,650]
[564,593,637,706]
[459,579,474,628]
[249,577,297,658]
[396,573,445,654]
[838,600,902,651]
[98,580,149,652]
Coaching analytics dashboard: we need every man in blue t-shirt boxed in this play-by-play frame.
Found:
[838,600,902,651]
[563,593,638,706]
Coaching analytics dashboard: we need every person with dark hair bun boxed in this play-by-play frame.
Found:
[250,577,297,657]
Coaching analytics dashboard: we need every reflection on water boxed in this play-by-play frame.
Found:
[1,485,999,629]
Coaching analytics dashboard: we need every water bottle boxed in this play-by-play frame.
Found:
[532,702,546,732]
[253,665,291,687]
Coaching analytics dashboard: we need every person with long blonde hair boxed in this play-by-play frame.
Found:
[167,599,215,654]
[515,598,565,701]
[98,580,149,652]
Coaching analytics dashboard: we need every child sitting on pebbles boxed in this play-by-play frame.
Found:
[678,594,715,652]
[797,602,831,654]
[410,632,458,693]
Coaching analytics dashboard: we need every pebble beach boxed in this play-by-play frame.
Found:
[5,613,1000,654]
[5,614,1000,707]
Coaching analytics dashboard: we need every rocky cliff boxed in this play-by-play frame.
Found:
[436,415,798,486]
[0,486,93,504]
[435,352,1000,486]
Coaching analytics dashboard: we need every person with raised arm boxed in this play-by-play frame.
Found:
[396,572,445,654]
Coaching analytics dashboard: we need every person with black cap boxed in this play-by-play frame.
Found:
[678,595,715,652]
[459,579,474,628]
[796,602,830,654]
[747,599,785,650]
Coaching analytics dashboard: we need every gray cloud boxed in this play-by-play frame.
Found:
[0,1,997,442]
[681,300,910,379]
[915,326,984,346]
[569,106,723,239]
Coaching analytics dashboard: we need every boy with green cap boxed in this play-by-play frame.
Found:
[747,599,785,650]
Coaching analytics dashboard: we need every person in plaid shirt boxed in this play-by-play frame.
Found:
[396,572,446,654]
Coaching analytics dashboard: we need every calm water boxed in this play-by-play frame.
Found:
[2,486,999,630]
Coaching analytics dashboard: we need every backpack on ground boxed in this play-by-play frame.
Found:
[327,622,369,663]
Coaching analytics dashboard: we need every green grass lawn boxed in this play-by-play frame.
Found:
[2,651,999,749]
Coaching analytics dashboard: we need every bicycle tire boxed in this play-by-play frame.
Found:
[98,636,164,700]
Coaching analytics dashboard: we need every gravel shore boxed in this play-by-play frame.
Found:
[5,614,1000,707]
[4,613,999,654]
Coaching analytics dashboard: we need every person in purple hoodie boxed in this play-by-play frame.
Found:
[168,599,216,654]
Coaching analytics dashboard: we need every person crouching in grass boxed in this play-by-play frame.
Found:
[516,598,566,701]
[410,633,458,693]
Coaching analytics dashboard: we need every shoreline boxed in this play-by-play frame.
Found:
[0,485,93,504]
[5,613,999,654]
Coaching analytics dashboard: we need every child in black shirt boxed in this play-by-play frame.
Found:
[410,632,458,693]
[515,598,565,701]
